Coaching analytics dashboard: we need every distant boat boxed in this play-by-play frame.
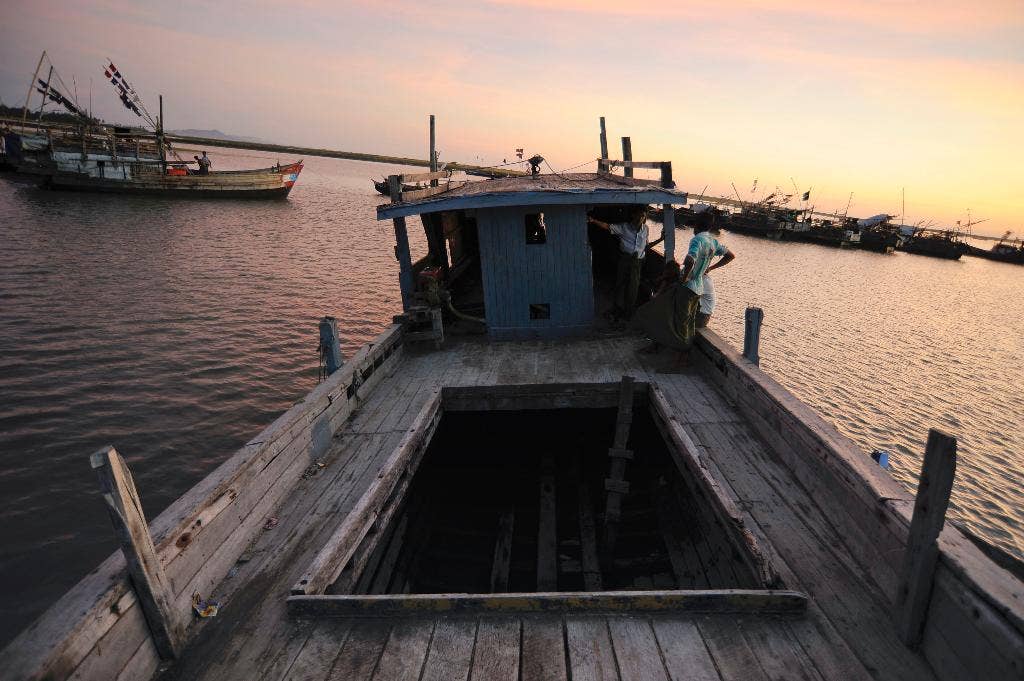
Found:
[44,160,304,198]
[373,178,423,196]
[6,53,304,199]
[898,230,968,260]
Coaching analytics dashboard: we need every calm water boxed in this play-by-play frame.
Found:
[0,150,1021,646]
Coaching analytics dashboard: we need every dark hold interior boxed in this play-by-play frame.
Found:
[331,407,763,595]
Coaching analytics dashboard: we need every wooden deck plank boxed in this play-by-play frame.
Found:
[469,619,520,681]
[277,621,352,681]
[565,617,620,681]
[521,617,568,681]
[329,620,392,680]
[697,617,767,681]
[419,618,478,681]
[255,621,314,681]
[607,617,670,681]
[372,619,435,681]
[651,618,720,681]
[687,420,933,680]
[741,618,824,681]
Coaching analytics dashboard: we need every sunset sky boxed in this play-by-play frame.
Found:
[2,0,1021,233]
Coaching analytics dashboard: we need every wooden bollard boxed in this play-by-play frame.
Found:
[91,447,183,659]
[743,307,764,365]
[896,429,957,646]
[319,316,344,376]
[621,136,633,178]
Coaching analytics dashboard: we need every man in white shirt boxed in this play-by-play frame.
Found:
[588,206,649,321]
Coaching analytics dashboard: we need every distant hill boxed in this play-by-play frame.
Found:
[170,129,264,143]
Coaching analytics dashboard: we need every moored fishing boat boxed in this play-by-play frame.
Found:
[45,160,304,198]
[8,54,305,199]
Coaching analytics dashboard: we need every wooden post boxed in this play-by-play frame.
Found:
[621,137,633,178]
[388,175,416,311]
[429,114,437,187]
[743,307,763,365]
[661,162,676,262]
[537,454,558,591]
[602,376,635,561]
[896,429,957,647]
[91,447,182,659]
[319,316,344,376]
[598,117,609,172]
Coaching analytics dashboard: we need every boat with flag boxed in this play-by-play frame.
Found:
[6,53,303,199]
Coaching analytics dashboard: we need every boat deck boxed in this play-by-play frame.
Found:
[157,335,936,681]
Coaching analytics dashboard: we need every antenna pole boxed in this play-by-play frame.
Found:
[23,51,46,124]
[158,94,165,164]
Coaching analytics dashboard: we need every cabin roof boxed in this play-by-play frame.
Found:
[377,172,687,219]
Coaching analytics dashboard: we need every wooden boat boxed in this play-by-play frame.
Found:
[966,236,1024,265]
[44,160,304,198]
[899,230,968,260]
[2,123,1022,681]
[373,178,423,196]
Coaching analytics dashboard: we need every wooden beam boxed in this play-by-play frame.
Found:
[400,169,449,184]
[621,137,633,178]
[575,455,603,591]
[90,447,182,659]
[489,510,515,593]
[399,183,464,203]
[389,175,417,312]
[286,589,810,618]
[648,384,782,588]
[897,429,958,647]
[603,159,669,170]
[537,454,558,591]
[662,161,676,261]
[292,391,442,595]
[599,117,609,172]
[603,376,636,559]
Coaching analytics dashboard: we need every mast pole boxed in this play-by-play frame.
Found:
[37,65,54,121]
[23,51,47,124]
[158,94,165,166]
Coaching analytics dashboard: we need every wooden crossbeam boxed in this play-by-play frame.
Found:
[399,182,466,203]
[600,159,668,170]
[287,589,810,618]
[400,169,450,183]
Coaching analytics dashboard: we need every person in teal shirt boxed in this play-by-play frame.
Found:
[635,222,734,355]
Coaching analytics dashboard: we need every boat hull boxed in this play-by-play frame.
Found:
[42,161,304,199]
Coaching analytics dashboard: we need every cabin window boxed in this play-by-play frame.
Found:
[525,213,546,244]
[529,303,550,320]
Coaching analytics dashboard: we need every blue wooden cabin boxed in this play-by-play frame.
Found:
[377,171,687,340]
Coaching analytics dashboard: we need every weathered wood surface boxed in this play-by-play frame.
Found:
[692,328,1023,680]
[0,325,403,681]
[897,429,957,646]
[287,589,809,618]
[293,390,443,595]
[15,332,1022,681]
[91,447,183,659]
